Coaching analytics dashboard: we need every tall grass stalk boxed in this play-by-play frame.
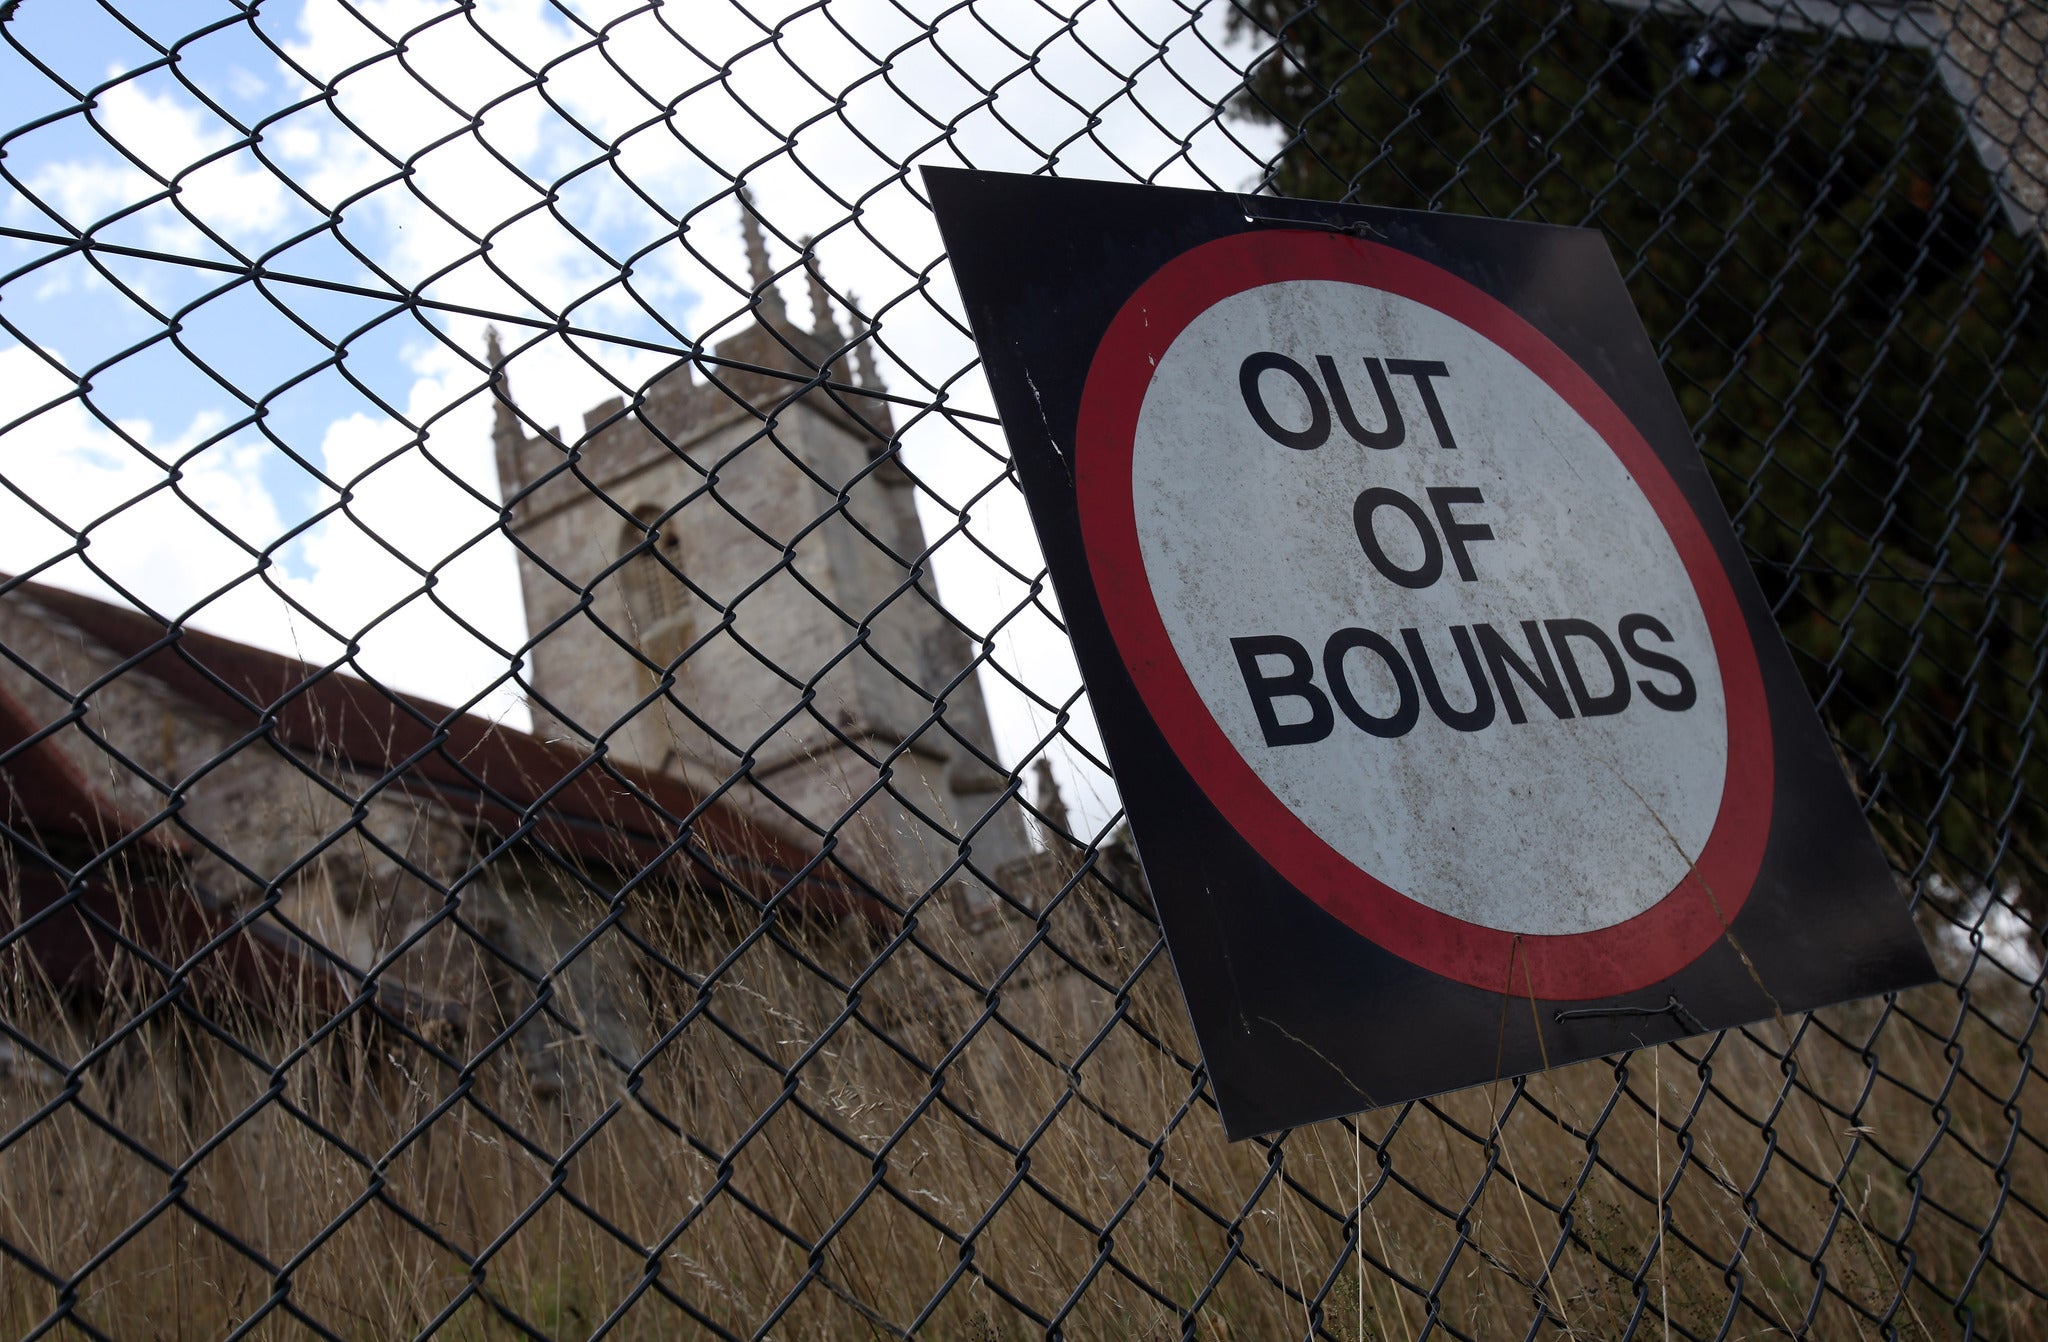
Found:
[1,854,2040,1340]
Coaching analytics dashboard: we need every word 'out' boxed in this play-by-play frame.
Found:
[1239,352,1457,452]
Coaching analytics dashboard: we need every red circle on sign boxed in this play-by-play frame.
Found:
[1075,229,1773,1000]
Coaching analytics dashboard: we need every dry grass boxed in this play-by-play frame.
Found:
[1,862,2043,1342]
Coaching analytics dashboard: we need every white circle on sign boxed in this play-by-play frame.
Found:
[1128,278,1728,936]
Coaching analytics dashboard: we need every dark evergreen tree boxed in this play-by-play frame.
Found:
[1231,0,2047,919]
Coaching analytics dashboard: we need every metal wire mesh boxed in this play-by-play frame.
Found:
[0,0,2043,1337]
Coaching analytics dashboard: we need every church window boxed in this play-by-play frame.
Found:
[623,513,691,660]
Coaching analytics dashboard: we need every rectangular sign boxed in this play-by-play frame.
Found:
[929,168,1936,1139]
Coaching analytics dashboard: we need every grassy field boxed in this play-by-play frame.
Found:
[2,864,2042,1341]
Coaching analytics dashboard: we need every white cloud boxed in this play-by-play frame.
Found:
[285,397,530,724]
[0,342,293,631]
[10,76,291,251]
[226,66,270,102]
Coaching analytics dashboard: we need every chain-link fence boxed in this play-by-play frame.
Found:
[1,0,2043,1337]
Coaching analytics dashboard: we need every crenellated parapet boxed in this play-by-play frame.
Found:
[490,295,902,527]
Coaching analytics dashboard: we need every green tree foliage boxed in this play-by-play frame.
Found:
[1232,0,2046,920]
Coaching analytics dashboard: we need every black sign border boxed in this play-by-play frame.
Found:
[927,167,1936,1139]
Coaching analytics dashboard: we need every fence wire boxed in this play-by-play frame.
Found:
[0,0,2044,1337]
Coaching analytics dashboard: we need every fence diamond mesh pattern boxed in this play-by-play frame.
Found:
[0,0,2043,1337]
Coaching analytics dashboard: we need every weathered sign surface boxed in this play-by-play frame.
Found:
[929,168,1936,1138]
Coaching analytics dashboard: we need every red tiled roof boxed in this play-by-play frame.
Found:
[0,677,181,857]
[5,580,871,918]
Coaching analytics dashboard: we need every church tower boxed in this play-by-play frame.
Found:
[489,204,1029,902]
